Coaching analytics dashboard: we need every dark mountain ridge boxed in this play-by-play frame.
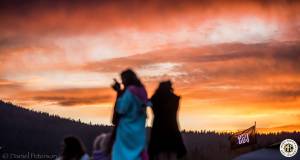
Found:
[0,100,299,160]
[0,100,111,158]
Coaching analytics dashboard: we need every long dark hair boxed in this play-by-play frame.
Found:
[156,80,173,93]
[121,69,143,87]
[62,136,85,160]
[152,80,174,100]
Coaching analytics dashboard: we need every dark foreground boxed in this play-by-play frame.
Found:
[0,100,299,160]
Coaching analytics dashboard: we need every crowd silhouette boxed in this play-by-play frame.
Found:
[1,99,300,160]
[56,69,187,160]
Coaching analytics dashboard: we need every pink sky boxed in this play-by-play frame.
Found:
[1,0,300,132]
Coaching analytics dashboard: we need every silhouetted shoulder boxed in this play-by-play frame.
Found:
[171,93,180,101]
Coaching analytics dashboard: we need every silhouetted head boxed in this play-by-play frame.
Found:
[152,80,175,101]
[120,69,143,87]
[93,133,111,153]
[157,80,173,94]
[62,136,85,160]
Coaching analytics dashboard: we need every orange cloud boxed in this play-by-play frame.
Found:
[11,87,115,107]
[1,0,300,132]
[0,79,22,90]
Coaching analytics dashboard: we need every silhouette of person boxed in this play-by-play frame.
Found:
[111,69,149,160]
[148,81,187,160]
[107,78,125,154]
[93,133,111,160]
[56,136,90,160]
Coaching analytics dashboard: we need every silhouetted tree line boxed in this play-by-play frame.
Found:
[0,100,299,160]
[0,100,112,158]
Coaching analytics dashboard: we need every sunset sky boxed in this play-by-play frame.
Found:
[1,0,300,132]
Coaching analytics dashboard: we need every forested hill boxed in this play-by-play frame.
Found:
[1,100,300,160]
[0,100,112,156]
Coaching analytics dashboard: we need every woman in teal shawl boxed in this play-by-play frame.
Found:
[111,69,148,160]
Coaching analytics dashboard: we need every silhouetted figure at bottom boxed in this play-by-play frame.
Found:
[93,133,111,160]
[148,81,187,160]
[56,136,90,160]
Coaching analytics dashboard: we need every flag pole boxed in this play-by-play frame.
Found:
[254,121,257,145]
